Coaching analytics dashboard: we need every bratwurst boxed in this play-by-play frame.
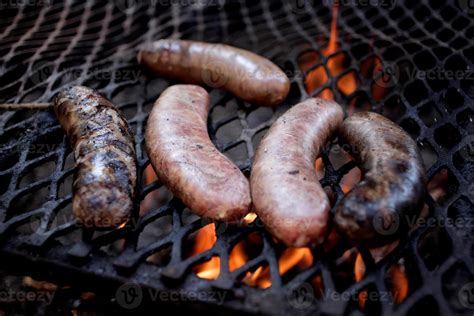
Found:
[54,86,137,228]
[137,39,290,107]
[251,98,344,247]
[334,112,426,247]
[145,84,251,222]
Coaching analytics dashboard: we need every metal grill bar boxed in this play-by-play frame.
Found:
[0,0,473,315]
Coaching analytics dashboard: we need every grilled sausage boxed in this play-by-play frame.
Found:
[137,39,290,107]
[145,84,251,222]
[251,98,344,247]
[54,86,136,228]
[334,112,426,247]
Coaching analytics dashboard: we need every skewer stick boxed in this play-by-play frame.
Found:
[0,103,53,110]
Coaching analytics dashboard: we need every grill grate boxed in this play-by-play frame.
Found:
[0,0,473,315]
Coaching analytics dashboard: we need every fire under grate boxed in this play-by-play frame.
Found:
[0,0,473,315]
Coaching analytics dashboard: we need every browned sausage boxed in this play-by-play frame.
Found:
[137,39,290,107]
[250,98,344,247]
[54,86,136,228]
[334,112,427,247]
[145,84,251,222]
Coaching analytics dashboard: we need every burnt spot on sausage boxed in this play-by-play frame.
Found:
[334,112,426,247]
[288,170,299,175]
[54,86,137,228]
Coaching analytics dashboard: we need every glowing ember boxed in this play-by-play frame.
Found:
[315,157,324,179]
[242,212,258,225]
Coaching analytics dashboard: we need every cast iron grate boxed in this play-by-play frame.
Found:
[0,0,473,315]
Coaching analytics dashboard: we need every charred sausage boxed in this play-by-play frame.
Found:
[334,112,426,247]
[145,84,251,222]
[137,39,290,107]
[54,86,136,228]
[250,98,344,247]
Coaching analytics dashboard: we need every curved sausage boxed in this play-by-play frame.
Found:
[54,86,137,228]
[334,112,427,247]
[145,84,251,222]
[250,98,344,247]
[137,39,290,107]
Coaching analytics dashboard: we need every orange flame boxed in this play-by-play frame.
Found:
[140,164,159,215]
[304,3,357,100]
[388,264,409,304]
[354,253,368,310]
[354,252,409,309]
[191,215,314,287]
[340,167,361,194]
[242,247,313,289]
[192,224,220,280]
